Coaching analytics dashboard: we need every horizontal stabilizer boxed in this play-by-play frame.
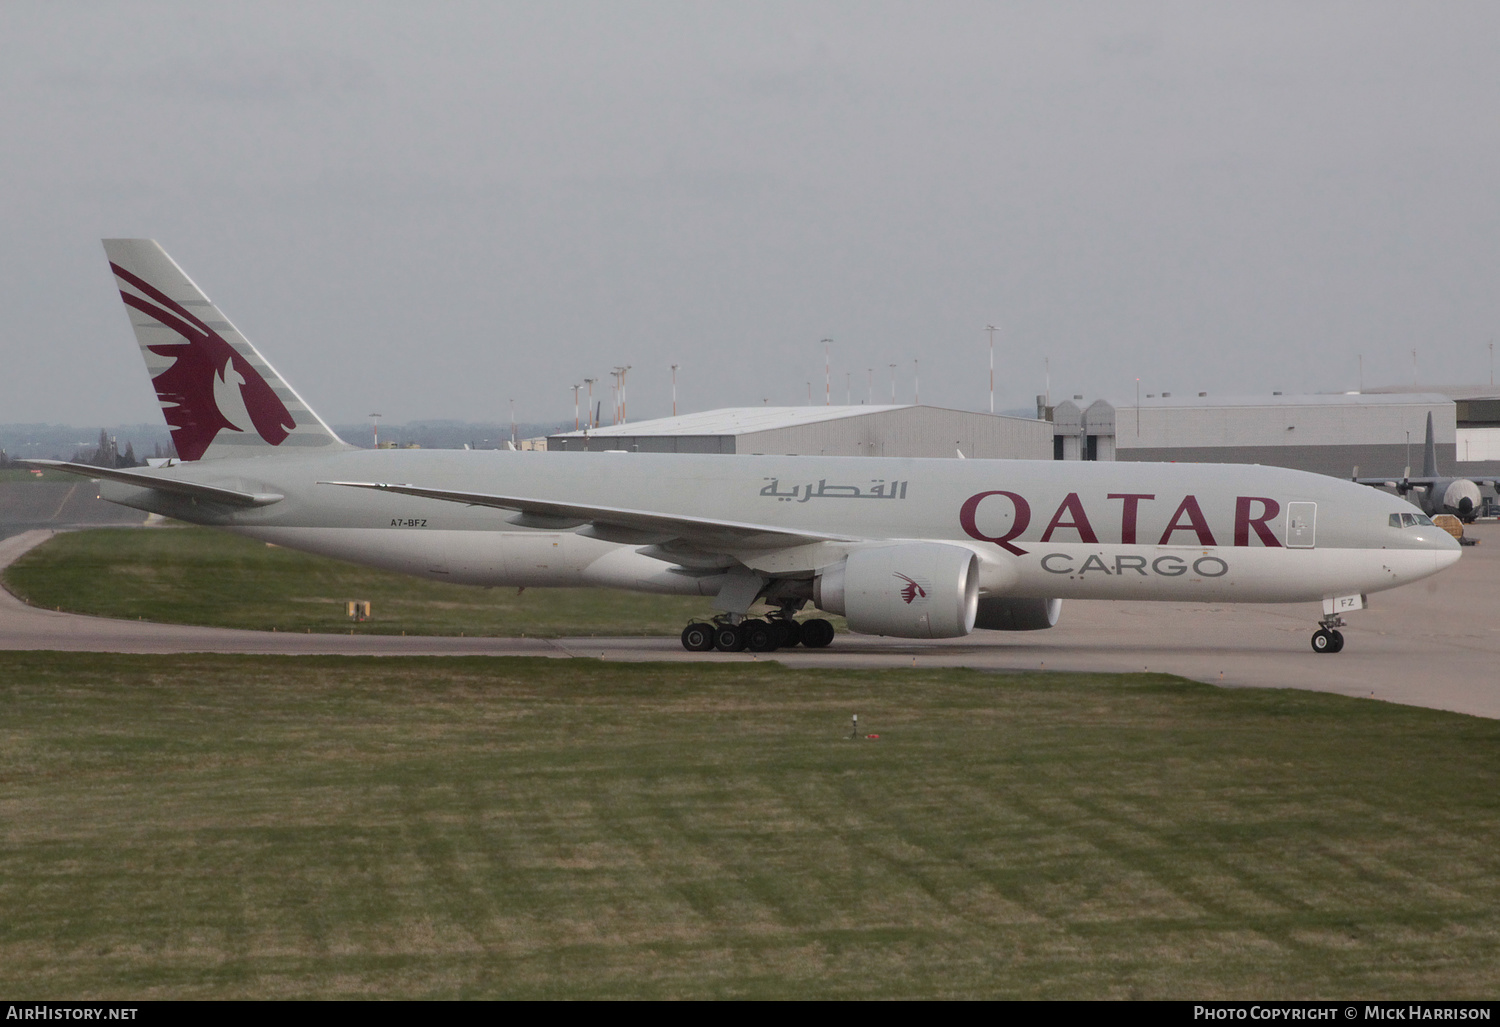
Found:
[24,460,284,507]
[318,480,862,549]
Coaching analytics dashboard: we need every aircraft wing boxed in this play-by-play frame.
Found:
[1354,475,1496,491]
[23,460,284,507]
[319,480,866,549]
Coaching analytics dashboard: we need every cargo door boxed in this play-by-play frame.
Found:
[1286,502,1317,549]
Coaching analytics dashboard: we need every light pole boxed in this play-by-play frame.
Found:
[823,338,832,406]
[671,364,679,417]
[986,324,997,414]
[867,368,873,405]
[572,385,581,430]
[889,364,897,404]
[369,412,381,449]
[583,378,597,430]
[914,358,920,405]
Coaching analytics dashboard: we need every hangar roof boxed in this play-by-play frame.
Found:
[553,405,913,438]
[1095,392,1454,409]
[1359,385,1500,402]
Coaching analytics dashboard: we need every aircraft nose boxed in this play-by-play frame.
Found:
[1430,529,1462,570]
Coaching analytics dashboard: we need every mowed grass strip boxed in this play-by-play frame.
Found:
[3,652,1500,999]
[3,526,726,636]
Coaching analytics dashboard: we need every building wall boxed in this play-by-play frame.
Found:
[737,407,1051,459]
[1457,428,1500,463]
[548,407,1052,459]
[1114,443,1460,478]
[1111,399,1454,450]
[548,434,733,454]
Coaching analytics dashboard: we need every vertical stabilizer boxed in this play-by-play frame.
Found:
[102,239,349,461]
[1423,411,1439,478]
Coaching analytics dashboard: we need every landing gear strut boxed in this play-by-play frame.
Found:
[1310,615,1346,654]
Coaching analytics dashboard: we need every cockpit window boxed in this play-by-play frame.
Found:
[1389,512,1436,528]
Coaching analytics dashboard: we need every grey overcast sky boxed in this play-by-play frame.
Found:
[3,2,1498,428]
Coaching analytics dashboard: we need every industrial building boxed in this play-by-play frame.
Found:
[548,405,1052,459]
[1049,391,1500,481]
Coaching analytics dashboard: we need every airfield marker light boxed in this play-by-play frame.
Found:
[851,713,858,739]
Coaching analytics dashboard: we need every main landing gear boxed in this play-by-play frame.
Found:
[681,614,835,653]
[1310,615,1346,654]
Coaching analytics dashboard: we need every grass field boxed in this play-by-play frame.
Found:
[0,467,75,483]
[3,526,749,637]
[3,651,1500,999]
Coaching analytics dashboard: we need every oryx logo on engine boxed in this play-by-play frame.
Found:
[895,572,928,604]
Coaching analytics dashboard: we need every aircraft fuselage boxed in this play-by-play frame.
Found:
[99,448,1461,605]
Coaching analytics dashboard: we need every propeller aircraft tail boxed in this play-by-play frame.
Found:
[1422,410,1439,479]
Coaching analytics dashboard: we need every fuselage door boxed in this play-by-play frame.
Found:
[1286,502,1317,549]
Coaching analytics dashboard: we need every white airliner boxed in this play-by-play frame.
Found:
[30,240,1461,655]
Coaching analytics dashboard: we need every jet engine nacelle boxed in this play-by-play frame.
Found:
[814,542,979,638]
[974,597,1062,631]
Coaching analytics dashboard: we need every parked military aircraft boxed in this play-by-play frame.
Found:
[29,241,1461,655]
[1355,412,1493,523]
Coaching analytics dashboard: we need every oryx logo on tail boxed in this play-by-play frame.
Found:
[110,262,296,461]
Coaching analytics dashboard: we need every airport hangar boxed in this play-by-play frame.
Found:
[544,391,1500,511]
[547,405,1054,459]
[1050,388,1500,493]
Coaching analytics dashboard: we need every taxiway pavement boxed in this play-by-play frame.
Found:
[2,526,1495,719]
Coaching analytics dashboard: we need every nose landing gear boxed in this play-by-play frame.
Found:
[1311,615,1346,654]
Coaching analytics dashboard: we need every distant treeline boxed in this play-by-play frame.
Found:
[328,420,572,450]
[0,420,574,466]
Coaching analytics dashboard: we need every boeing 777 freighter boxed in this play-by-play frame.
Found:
[29,241,1462,655]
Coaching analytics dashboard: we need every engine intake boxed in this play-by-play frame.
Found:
[815,543,979,638]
